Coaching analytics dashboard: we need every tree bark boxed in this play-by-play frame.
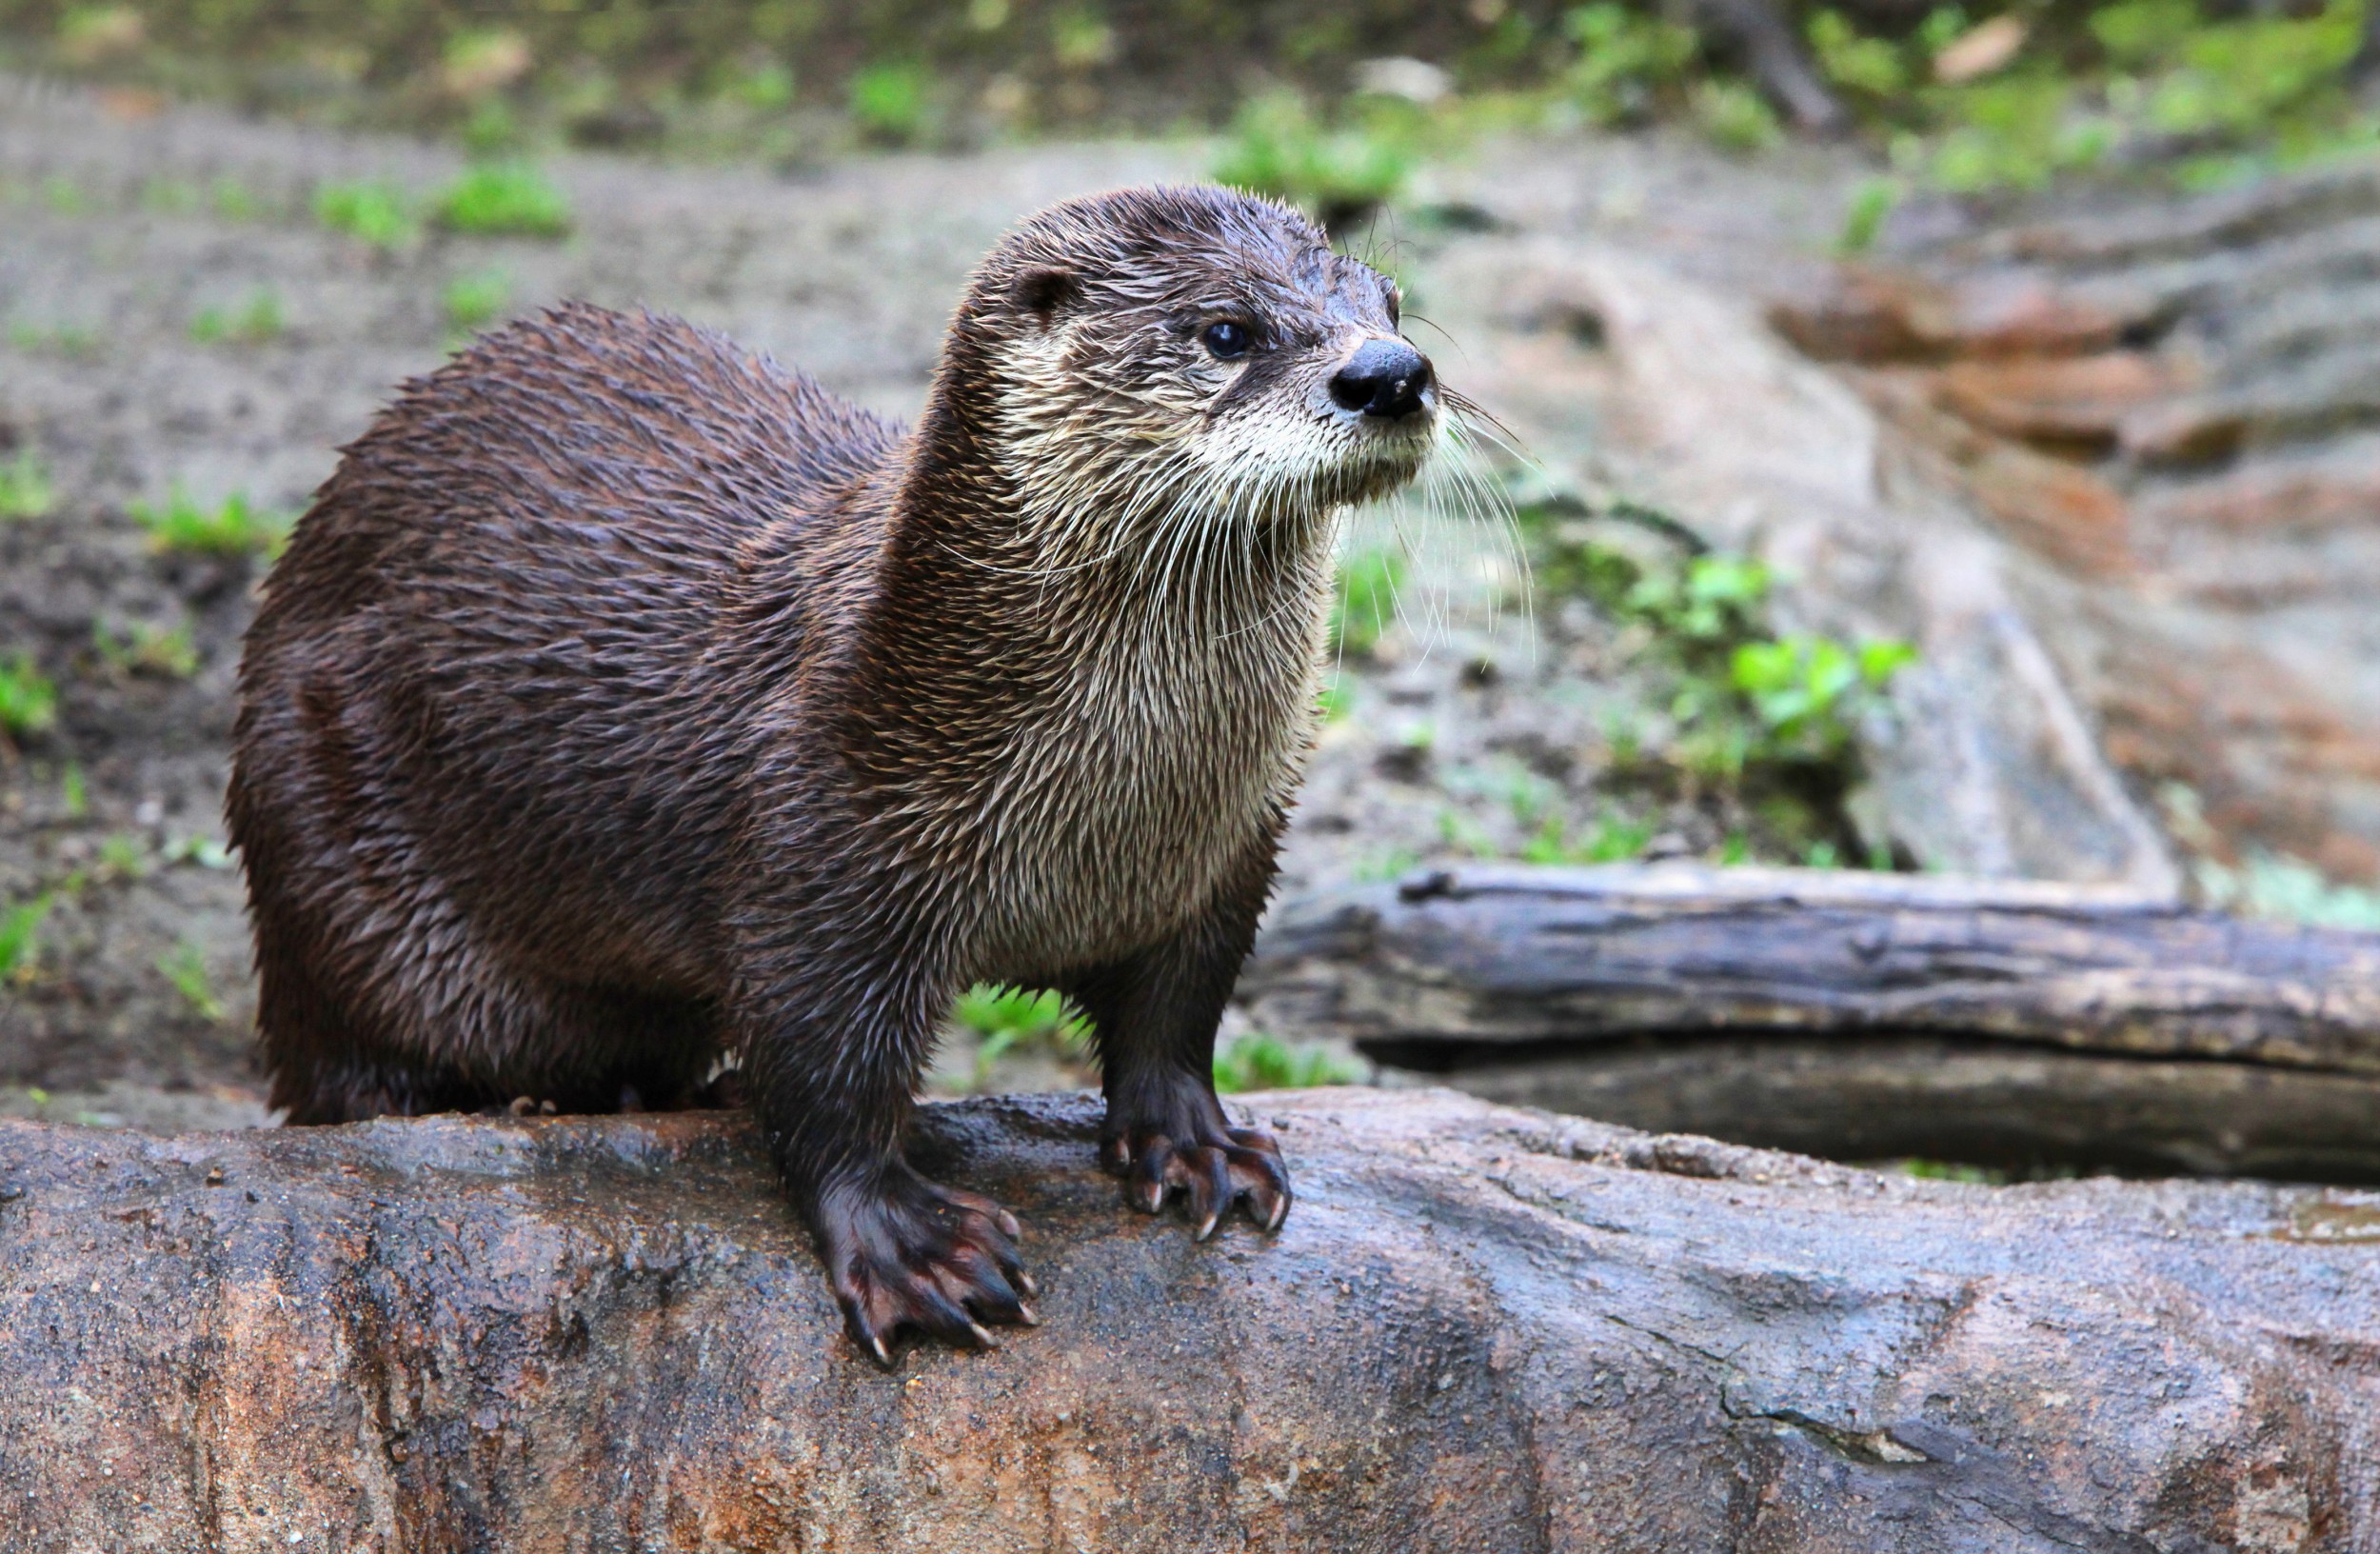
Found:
[1240,864,2380,1178]
[2,1090,2376,1552]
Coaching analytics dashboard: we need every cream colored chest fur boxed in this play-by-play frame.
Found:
[960,585,1326,980]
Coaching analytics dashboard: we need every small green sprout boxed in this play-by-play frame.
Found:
[96,832,148,881]
[158,941,226,1023]
[8,322,101,358]
[0,894,53,984]
[209,180,259,221]
[129,487,292,559]
[315,180,418,249]
[952,983,1089,1089]
[432,163,573,238]
[1520,810,1655,866]
[1836,177,1900,256]
[0,449,52,519]
[188,290,284,346]
[443,269,514,331]
[93,617,199,679]
[0,653,57,741]
[1214,1033,1362,1094]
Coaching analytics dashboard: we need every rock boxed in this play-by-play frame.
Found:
[1433,239,2180,891]
[1770,162,2380,884]
[1935,351,2186,450]
[3,1091,2377,1551]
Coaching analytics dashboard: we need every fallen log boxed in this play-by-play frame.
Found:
[1240,864,2380,1180]
[2,1090,2376,1551]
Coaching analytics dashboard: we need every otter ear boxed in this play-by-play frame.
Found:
[1011,266,1076,326]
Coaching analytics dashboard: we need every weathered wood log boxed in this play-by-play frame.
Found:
[3,1090,2377,1551]
[1240,865,2380,1178]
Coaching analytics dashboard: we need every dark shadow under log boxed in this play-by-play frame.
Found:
[4,1091,2379,1552]
[1241,864,2380,1181]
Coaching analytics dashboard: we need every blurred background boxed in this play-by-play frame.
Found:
[0,2,2375,1143]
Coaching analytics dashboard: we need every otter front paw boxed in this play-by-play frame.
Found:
[818,1170,1039,1368]
[1102,1120,1291,1239]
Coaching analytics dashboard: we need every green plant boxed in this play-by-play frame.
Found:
[443,268,514,331]
[60,763,87,820]
[729,61,796,111]
[1729,635,1916,766]
[1519,500,1917,859]
[1836,176,1899,256]
[1808,10,1907,99]
[141,177,200,215]
[188,289,284,346]
[1562,3,1698,126]
[0,894,52,984]
[8,322,100,358]
[849,62,927,142]
[1925,74,2099,192]
[1212,90,1418,229]
[97,831,149,880]
[1213,1032,1362,1093]
[41,175,86,216]
[1693,79,1782,153]
[1352,844,1422,883]
[93,617,199,679]
[315,179,417,249]
[1520,809,1655,866]
[129,487,291,558]
[951,983,1089,1088]
[461,99,523,158]
[1330,547,1404,658]
[0,449,52,519]
[209,179,259,220]
[433,162,573,238]
[0,654,57,741]
[158,940,225,1023]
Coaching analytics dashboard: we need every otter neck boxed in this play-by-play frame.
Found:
[840,390,1339,796]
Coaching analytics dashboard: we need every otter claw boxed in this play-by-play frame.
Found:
[1107,1124,1293,1237]
[823,1173,1037,1366]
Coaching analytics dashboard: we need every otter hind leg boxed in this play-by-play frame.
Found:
[248,846,723,1124]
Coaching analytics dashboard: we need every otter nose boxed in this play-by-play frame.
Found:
[1329,338,1434,419]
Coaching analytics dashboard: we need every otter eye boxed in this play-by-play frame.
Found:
[1200,320,1252,360]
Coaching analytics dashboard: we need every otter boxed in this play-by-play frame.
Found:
[228,185,1438,1363]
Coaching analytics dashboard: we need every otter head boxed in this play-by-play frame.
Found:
[934,185,1437,552]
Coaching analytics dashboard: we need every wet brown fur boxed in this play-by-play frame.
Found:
[228,185,1433,1359]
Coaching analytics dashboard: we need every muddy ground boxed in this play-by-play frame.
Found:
[0,75,1868,1124]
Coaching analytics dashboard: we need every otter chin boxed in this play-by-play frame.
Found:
[228,184,1440,1364]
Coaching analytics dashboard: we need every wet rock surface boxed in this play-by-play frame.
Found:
[2,1087,2377,1552]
